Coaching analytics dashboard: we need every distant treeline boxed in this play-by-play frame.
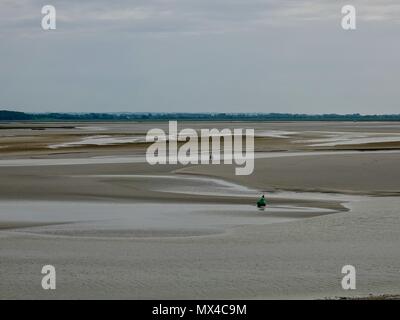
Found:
[1,110,400,122]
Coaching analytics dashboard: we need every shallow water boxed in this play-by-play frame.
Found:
[0,171,346,239]
[49,135,141,148]
[87,173,363,203]
[0,200,333,239]
[1,150,400,167]
[298,131,400,147]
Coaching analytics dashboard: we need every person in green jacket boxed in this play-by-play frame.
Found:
[257,194,266,208]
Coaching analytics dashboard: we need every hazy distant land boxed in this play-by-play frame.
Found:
[2,110,400,122]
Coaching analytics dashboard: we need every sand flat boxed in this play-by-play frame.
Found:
[1,121,400,299]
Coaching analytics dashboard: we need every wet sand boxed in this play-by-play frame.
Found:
[0,121,400,299]
[1,197,399,299]
[179,151,400,196]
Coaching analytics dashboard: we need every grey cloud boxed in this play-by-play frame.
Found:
[1,0,399,37]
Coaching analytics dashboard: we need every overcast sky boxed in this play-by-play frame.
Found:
[0,0,399,114]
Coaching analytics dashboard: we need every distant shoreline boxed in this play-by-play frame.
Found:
[2,110,400,122]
